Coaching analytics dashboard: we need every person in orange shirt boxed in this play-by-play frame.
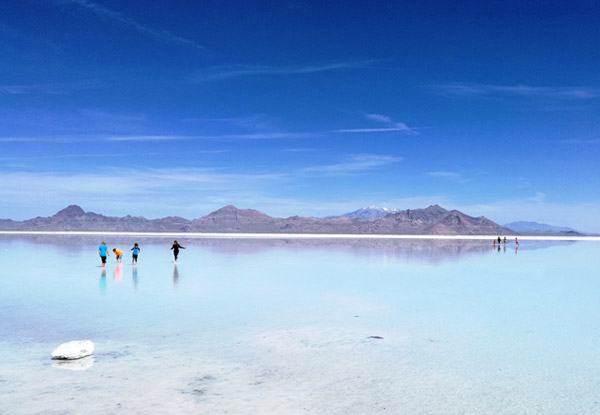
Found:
[112,248,123,263]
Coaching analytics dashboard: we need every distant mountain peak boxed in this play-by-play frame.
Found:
[213,205,239,213]
[53,205,86,218]
[423,204,447,212]
[204,205,272,219]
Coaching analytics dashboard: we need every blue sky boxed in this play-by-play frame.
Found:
[1,1,599,231]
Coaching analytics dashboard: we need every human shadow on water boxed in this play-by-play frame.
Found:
[114,263,123,282]
[132,265,138,289]
[99,268,107,293]
[173,264,179,287]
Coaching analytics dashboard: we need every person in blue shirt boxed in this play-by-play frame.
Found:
[131,243,141,264]
[98,242,109,267]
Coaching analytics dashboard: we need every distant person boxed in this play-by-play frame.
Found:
[98,242,109,267]
[112,248,123,263]
[171,240,185,263]
[515,237,519,245]
[497,236,501,244]
[503,237,507,244]
[131,243,141,264]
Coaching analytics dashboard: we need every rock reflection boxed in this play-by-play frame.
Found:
[52,355,94,371]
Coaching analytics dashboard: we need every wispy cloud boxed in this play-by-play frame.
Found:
[527,192,547,203]
[106,132,313,141]
[106,135,189,142]
[560,138,600,145]
[281,148,316,153]
[332,113,418,135]
[1,80,102,95]
[0,168,285,218]
[182,114,280,131]
[301,154,401,176]
[59,0,209,52]
[0,131,313,144]
[190,61,372,82]
[427,171,470,183]
[0,137,42,143]
[432,83,600,100]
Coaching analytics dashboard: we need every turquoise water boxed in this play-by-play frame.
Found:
[1,236,599,414]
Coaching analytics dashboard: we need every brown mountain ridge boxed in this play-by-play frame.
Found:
[0,204,513,235]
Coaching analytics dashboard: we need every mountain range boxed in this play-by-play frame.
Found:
[0,204,516,235]
[503,221,580,235]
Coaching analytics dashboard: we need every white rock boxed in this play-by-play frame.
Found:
[51,340,95,360]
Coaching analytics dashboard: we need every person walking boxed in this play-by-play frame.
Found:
[171,240,185,263]
[98,242,109,268]
[131,243,141,264]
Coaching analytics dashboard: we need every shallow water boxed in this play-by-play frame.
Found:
[1,236,599,414]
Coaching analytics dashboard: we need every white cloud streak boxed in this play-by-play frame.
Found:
[0,137,42,142]
[301,154,402,176]
[560,139,600,145]
[190,61,373,82]
[106,132,314,141]
[433,83,600,100]
[60,0,209,52]
[332,113,418,135]
[0,80,102,95]
[427,171,470,183]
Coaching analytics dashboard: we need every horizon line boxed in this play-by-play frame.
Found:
[1,231,597,241]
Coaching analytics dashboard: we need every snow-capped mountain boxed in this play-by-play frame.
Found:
[331,206,401,219]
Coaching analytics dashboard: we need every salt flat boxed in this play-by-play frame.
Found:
[1,235,599,414]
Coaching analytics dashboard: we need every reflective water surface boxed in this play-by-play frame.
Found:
[0,236,599,414]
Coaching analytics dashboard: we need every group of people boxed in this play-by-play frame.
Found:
[98,242,141,267]
[493,237,519,245]
[98,241,185,266]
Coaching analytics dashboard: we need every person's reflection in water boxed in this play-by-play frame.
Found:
[132,264,138,289]
[503,245,507,253]
[114,263,123,282]
[497,245,501,253]
[515,246,519,255]
[99,268,107,293]
[173,264,179,287]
